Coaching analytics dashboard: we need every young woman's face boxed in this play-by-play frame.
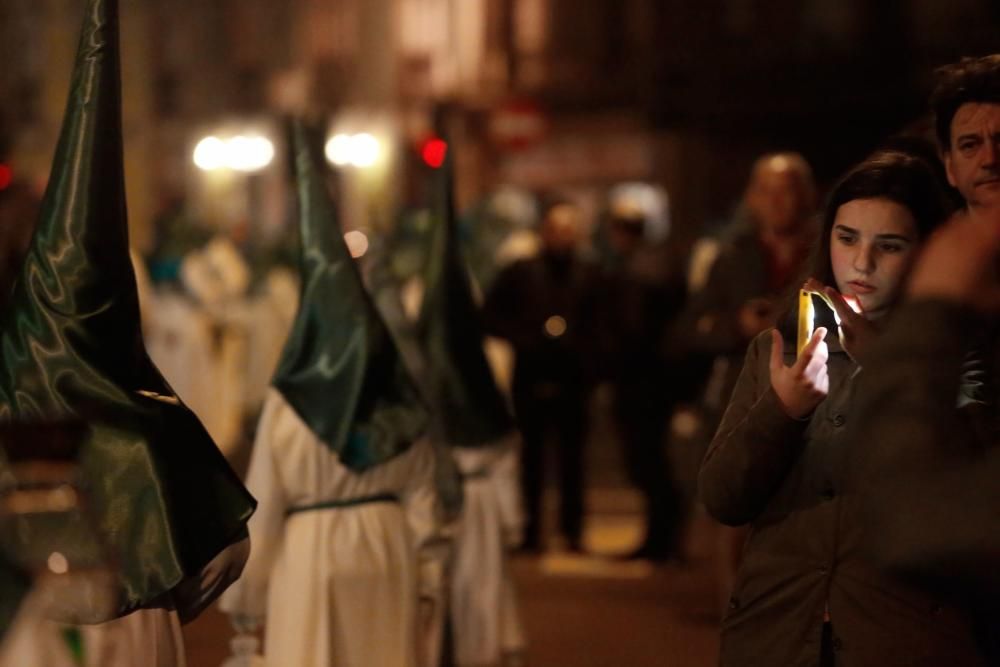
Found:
[830,197,920,318]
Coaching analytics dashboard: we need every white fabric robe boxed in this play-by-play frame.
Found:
[0,605,185,667]
[220,389,443,667]
[145,291,246,457]
[450,436,526,667]
[0,537,249,667]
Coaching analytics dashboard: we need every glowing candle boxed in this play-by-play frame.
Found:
[797,289,815,358]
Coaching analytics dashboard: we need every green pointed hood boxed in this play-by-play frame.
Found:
[415,145,515,447]
[0,0,254,615]
[272,123,428,471]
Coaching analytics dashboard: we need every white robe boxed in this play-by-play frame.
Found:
[145,291,246,458]
[0,537,249,667]
[220,389,443,667]
[450,437,526,667]
[0,604,185,667]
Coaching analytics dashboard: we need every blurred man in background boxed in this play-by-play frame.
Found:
[674,152,816,606]
[483,201,604,553]
[601,202,687,561]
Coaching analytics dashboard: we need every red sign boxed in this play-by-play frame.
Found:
[488,99,547,151]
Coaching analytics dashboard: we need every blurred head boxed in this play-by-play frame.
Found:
[606,207,646,256]
[931,55,1000,210]
[815,150,953,318]
[539,202,581,257]
[745,152,816,235]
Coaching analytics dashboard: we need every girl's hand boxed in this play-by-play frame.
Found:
[769,327,829,419]
[823,286,873,362]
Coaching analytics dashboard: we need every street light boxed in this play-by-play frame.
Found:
[193,137,227,171]
[193,135,275,173]
[324,133,382,169]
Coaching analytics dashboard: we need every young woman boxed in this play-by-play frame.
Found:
[698,149,991,666]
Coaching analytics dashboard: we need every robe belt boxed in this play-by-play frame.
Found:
[285,492,400,516]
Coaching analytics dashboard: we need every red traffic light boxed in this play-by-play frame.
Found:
[421,138,448,169]
[0,164,11,191]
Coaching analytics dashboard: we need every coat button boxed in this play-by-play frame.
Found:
[832,414,846,427]
[821,486,836,501]
[832,638,843,651]
[728,596,740,610]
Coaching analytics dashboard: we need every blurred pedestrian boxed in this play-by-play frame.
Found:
[600,202,687,561]
[415,149,526,667]
[674,151,816,606]
[483,202,604,553]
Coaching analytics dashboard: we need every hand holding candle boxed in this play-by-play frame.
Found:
[798,278,867,362]
[822,286,872,363]
[770,327,830,419]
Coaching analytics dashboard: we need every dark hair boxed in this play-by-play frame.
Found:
[777,149,954,339]
[931,55,1000,150]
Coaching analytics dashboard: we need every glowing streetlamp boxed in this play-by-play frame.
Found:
[193,135,275,173]
[193,137,228,171]
[324,133,382,169]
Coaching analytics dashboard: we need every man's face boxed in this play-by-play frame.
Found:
[944,102,1000,212]
[540,204,580,255]
[746,163,809,234]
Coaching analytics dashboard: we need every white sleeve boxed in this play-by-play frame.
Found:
[400,438,446,605]
[218,397,289,621]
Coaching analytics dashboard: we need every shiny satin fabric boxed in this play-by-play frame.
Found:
[414,146,515,448]
[0,0,254,617]
[272,123,428,472]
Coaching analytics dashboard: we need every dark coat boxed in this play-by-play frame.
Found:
[850,300,1000,661]
[699,329,990,667]
[482,252,605,396]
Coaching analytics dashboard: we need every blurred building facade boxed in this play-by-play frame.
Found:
[2,0,999,246]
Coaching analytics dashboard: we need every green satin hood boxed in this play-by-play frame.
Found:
[415,148,515,447]
[0,0,254,614]
[272,123,428,471]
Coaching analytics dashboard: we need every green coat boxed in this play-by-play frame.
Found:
[699,328,990,667]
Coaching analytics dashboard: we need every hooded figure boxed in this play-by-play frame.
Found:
[414,145,526,667]
[0,0,255,663]
[220,122,444,667]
